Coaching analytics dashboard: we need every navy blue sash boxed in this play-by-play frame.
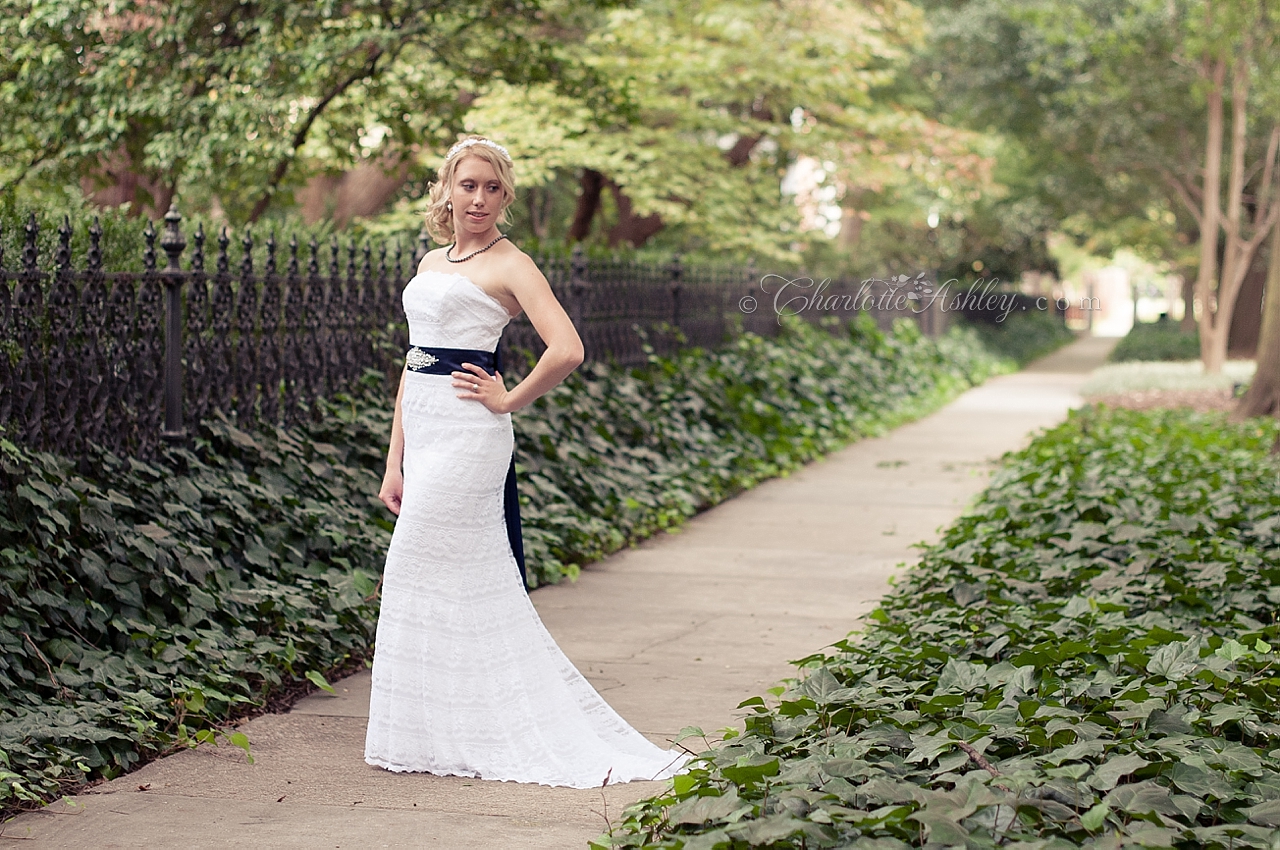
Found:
[406,344,527,592]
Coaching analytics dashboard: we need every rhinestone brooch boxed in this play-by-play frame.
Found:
[406,348,439,370]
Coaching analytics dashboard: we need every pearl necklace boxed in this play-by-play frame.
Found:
[446,233,508,263]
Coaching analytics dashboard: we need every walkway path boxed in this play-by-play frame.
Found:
[4,335,1117,849]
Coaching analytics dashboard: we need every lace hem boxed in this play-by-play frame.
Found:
[364,751,692,790]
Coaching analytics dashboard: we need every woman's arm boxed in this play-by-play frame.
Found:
[454,254,584,414]
[379,363,409,515]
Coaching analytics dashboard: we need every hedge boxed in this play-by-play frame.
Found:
[1110,319,1201,363]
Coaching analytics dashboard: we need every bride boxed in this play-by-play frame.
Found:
[363,135,691,788]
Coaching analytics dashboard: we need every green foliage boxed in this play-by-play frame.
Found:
[0,193,151,273]
[1,0,1021,274]
[957,309,1076,367]
[920,0,1195,263]
[514,316,1013,586]
[600,406,1280,849]
[1111,319,1202,363]
[0,375,393,811]
[920,0,1280,279]
[0,0,616,221]
[459,0,1000,263]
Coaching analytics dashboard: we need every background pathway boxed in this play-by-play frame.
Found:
[3,336,1116,849]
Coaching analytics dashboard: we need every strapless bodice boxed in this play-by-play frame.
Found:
[403,270,514,351]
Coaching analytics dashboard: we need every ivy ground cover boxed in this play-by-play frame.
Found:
[602,406,1280,849]
[0,315,1028,816]
[0,393,393,812]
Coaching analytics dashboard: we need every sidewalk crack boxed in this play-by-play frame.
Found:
[624,616,721,661]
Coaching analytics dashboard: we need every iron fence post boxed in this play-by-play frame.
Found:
[159,204,187,443]
[669,253,683,329]
[915,272,931,337]
[16,215,46,447]
[930,268,945,337]
[569,243,587,328]
[413,227,431,273]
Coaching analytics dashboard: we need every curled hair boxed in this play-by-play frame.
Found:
[424,135,517,244]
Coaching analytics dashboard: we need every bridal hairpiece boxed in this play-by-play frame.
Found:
[446,138,512,164]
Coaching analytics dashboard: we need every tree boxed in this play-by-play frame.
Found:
[1234,214,1280,428]
[1185,0,1280,373]
[922,0,1280,372]
[457,0,996,261]
[914,0,1198,297]
[0,0,619,222]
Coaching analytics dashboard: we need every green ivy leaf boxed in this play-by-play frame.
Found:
[1146,640,1200,681]
[226,732,254,765]
[720,757,779,787]
[1242,799,1280,827]
[305,670,336,694]
[1216,639,1251,663]
[1080,802,1109,832]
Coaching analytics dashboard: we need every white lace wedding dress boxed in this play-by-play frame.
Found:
[363,269,691,788]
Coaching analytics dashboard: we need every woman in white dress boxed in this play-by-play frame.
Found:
[363,135,691,788]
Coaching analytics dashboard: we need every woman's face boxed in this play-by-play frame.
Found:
[450,155,505,236]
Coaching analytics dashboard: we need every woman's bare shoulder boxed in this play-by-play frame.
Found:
[416,247,450,275]
[493,242,547,290]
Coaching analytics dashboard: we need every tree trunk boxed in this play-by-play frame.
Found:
[567,169,605,242]
[295,153,412,227]
[724,133,763,167]
[1172,217,1200,331]
[1209,47,1254,373]
[80,144,174,219]
[1180,273,1197,331]
[840,207,865,252]
[607,182,664,248]
[840,189,869,253]
[1228,258,1265,357]
[1196,56,1226,373]
[1234,213,1280,421]
[526,186,553,239]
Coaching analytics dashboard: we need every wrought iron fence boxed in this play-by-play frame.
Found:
[0,205,943,460]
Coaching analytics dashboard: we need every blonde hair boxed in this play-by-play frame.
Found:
[424,135,517,244]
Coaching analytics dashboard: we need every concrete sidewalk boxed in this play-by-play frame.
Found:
[3,335,1117,849]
